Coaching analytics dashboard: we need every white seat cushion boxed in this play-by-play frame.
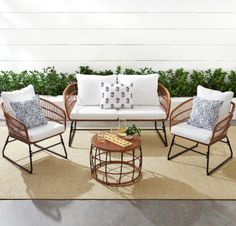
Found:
[171,122,213,144]
[28,121,65,142]
[71,105,119,120]
[118,106,166,120]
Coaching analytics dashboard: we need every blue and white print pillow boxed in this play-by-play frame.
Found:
[100,82,134,109]
[188,96,223,130]
[10,96,48,129]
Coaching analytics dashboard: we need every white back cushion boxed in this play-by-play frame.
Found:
[118,74,159,105]
[76,74,117,105]
[1,85,36,116]
[197,85,234,120]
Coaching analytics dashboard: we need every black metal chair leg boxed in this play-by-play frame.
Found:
[3,135,67,174]
[69,121,77,147]
[207,137,233,176]
[226,136,233,158]
[206,146,210,175]
[167,135,175,160]
[28,144,33,174]
[155,121,168,147]
[34,135,68,159]
[3,140,33,174]
[69,121,74,147]
[162,121,168,146]
[2,135,10,157]
[60,134,68,159]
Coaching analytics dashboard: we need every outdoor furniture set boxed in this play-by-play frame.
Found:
[0,73,235,186]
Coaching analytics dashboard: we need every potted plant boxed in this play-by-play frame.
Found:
[124,124,141,140]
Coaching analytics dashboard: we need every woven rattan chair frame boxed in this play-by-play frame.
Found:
[63,82,171,147]
[1,97,68,174]
[168,98,235,175]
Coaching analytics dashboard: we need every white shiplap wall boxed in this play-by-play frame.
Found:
[1,0,236,72]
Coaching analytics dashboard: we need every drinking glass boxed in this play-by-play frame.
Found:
[97,131,105,142]
[110,122,118,135]
[118,120,126,135]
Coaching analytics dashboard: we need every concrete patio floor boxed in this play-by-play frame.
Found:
[0,200,235,226]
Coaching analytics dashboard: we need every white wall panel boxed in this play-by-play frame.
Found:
[1,13,236,29]
[1,30,236,45]
[0,0,236,12]
[0,0,236,72]
[1,45,236,61]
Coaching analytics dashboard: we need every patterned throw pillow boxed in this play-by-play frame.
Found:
[10,96,48,129]
[188,96,223,130]
[100,82,134,109]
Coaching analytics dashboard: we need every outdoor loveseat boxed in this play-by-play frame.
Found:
[63,75,171,147]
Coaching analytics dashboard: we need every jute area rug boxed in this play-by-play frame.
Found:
[0,126,235,199]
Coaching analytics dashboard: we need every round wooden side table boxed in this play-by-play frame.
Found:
[90,134,142,187]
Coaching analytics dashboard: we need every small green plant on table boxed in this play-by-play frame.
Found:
[125,124,141,138]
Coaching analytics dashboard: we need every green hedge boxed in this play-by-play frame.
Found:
[0,66,235,97]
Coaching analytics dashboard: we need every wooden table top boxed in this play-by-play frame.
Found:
[91,134,141,152]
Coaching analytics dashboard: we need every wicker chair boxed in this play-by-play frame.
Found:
[1,98,67,174]
[168,98,235,175]
[63,82,171,147]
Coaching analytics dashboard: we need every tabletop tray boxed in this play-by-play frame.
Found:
[104,133,132,148]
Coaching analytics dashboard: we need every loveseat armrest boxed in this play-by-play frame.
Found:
[169,98,193,129]
[1,104,29,143]
[158,83,171,120]
[211,102,235,144]
[39,97,66,129]
[63,82,77,120]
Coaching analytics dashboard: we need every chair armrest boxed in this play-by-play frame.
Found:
[1,104,29,143]
[39,98,66,129]
[211,102,235,144]
[169,98,193,129]
[158,83,171,119]
[63,82,77,120]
